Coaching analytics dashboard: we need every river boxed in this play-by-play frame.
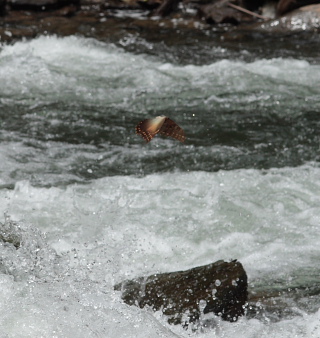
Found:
[0,33,320,337]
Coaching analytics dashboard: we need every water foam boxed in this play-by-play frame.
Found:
[2,165,320,277]
[0,164,320,336]
[0,36,319,111]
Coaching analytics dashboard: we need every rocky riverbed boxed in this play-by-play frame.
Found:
[1,0,320,43]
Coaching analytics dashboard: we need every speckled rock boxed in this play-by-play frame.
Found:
[114,260,248,326]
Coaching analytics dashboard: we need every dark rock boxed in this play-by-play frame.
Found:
[54,3,77,15]
[251,4,320,32]
[198,0,255,24]
[102,0,144,10]
[153,0,180,16]
[277,0,320,16]
[240,0,266,12]
[2,0,320,43]
[138,0,161,10]
[114,260,248,326]
[0,5,209,43]
[7,0,79,11]
[0,0,5,15]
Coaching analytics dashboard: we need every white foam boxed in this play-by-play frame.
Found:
[2,165,320,277]
[0,164,320,336]
[1,36,320,111]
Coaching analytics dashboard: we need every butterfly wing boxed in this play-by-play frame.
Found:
[136,116,166,143]
[159,118,186,143]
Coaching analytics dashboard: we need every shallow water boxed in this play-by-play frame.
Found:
[0,35,320,337]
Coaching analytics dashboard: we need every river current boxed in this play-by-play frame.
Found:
[0,34,320,337]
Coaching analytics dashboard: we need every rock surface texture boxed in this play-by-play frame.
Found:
[114,260,248,326]
[1,0,320,42]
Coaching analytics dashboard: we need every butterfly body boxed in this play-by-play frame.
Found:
[136,116,185,143]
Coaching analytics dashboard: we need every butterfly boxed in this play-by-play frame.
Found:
[136,115,185,143]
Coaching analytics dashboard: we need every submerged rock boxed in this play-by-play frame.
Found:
[114,259,248,326]
[0,217,22,249]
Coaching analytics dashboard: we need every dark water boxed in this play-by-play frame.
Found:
[1,31,320,187]
[2,102,320,180]
[115,29,320,65]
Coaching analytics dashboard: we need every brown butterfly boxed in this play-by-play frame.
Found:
[136,115,185,143]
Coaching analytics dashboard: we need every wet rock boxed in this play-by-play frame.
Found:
[0,217,21,249]
[247,277,320,322]
[137,0,160,11]
[198,0,261,25]
[240,0,266,12]
[7,0,79,11]
[114,260,248,326]
[0,0,5,15]
[153,0,179,16]
[277,0,320,16]
[102,0,144,10]
[254,4,320,32]
[1,0,320,43]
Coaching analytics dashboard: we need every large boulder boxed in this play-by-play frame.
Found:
[114,260,248,326]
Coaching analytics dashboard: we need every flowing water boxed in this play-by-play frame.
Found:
[0,33,320,337]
